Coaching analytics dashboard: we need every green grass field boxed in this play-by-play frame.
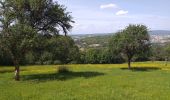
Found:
[1,62,170,100]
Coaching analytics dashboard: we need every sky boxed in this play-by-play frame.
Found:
[56,0,170,34]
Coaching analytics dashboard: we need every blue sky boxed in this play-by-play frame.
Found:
[56,0,170,34]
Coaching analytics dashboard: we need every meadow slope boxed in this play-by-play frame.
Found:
[0,62,170,100]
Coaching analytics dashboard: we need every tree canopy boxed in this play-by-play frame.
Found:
[0,0,74,81]
[109,24,150,69]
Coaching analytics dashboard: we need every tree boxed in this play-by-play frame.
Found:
[84,48,101,64]
[45,35,80,64]
[163,43,170,66]
[0,0,73,81]
[150,44,165,61]
[109,24,150,69]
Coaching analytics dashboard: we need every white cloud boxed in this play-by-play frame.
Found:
[100,4,118,9]
[116,10,128,16]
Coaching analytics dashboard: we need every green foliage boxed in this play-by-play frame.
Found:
[43,60,53,65]
[81,48,124,64]
[150,43,170,63]
[40,52,53,64]
[164,43,170,60]
[1,24,37,62]
[49,36,80,64]
[0,35,80,65]
[24,52,35,65]
[150,44,166,61]
[0,0,74,80]
[84,48,99,64]
[0,49,13,65]
[109,24,150,68]
[3,0,74,35]
[0,0,74,64]
[53,60,62,65]
[32,35,80,65]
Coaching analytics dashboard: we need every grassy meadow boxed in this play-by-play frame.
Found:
[1,61,170,100]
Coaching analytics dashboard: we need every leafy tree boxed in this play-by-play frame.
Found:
[150,43,170,66]
[150,44,166,61]
[79,48,124,64]
[108,48,125,64]
[109,24,150,69]
[163,43,170,66]
[133,48,151,62]
[47,36,79,64]
[0,0,73,81]
[32,35,80,65]
[84,48,100,64]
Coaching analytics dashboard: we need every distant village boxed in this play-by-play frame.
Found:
[151,35,170,43]
[72,31,170,50]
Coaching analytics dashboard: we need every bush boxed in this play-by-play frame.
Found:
[43,60,53,65]
[40,52,53,63]
[57,65,70,73]
[53,60,62,65]
[35,61,42,65]
[69,61,78,64]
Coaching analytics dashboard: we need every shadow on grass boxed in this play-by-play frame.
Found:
[0,69,26,74]
[0,70,14,73]
[22,71,105,82]
[121,67,161,72]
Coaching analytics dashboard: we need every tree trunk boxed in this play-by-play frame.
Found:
[13,59,20,81]
[15,65,20,81]
[128,58,131,69]
[165,57,168,66]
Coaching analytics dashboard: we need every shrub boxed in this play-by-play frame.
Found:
[69,61,77,64]
[43,60,53,65]
[53,60,62,65]
[40,52,53,63]
[35,61,42,65]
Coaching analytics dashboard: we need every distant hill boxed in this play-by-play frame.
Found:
[71,30,170,49]
[149,30,170,36]
[71,30,170,39]
[72,34,112,49]
[71,33,113,40]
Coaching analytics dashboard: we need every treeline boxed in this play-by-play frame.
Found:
[0,35,80,65]
[1,36,170,66]
[80,48,125,64]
